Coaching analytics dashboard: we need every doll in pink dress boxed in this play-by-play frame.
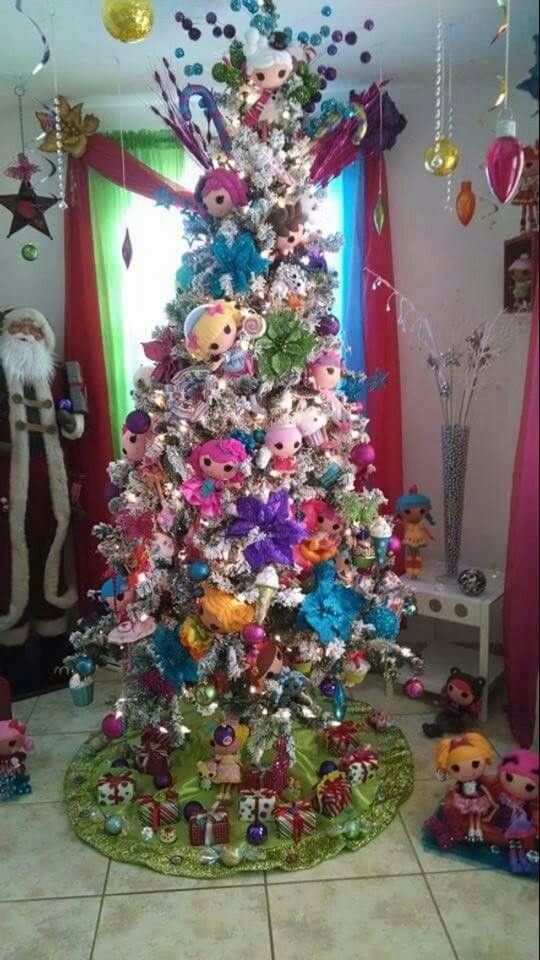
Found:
[181,438,249,517]
[485,750,540,874]
[436,734,496,843]
[198,720,250,802]
[258,424,303,474]
[294,498,344,571]
[307,350,350,438]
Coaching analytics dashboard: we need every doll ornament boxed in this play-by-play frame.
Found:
[396,485,435,577]
[184,301,252,377]
[508,254,533,310]
[195,168,249,220]
[259,423,303,474]
[180,438,248,517]
[295,498,343,570]
[243,29,296,129]
[268,201,307,258]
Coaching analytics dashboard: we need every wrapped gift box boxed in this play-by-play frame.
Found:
[242,736,291,792]
[137,789,180,831]
[339,747,379,786]
[64,360,88,415]
[315,771,352,818]
[189,803,230,847]
[273,800,317,842]
[322,721,360,757]
[238,788,278,823]
[97,771,136,807]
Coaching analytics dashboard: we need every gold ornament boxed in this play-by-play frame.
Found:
[36,97,100,159]
[102,0,154,43]
[424,137,460,177]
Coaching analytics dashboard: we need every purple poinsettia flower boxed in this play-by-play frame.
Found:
[227,489,307,571]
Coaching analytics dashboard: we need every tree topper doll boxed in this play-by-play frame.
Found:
[243,29,297,129]
[194,168,249,220]
[435,734,496,843]
[180,438,249,518]
[423,667,486,739]
[395,485,435,577]
[184,301,252,377]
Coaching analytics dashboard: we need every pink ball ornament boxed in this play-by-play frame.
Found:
[350,443,376,469]
[485,117,524,204]
[101,714,127,740]
[243,623,266,645]
[389,535,401,553]
[405,677,425,700]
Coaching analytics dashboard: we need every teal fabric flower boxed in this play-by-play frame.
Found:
[210,232,269,297]
[296,561,365,645]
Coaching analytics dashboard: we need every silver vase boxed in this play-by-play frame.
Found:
[441,425,470,577]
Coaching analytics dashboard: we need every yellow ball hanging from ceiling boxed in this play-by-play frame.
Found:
[102,0,154,43]
[424,137,460,177]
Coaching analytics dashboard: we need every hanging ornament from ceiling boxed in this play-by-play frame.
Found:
[102,0,154,43]
[485,0,524,203]
[0,179,57,238]
[424,9,460,179]
[456,180,477,226]
[12,0,50,76]
[490,0,509,46]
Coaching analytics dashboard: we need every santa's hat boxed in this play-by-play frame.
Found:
[0,306,55,352]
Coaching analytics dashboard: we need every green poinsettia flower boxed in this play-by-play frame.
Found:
[257,310,316,381]
[341,493,381,527]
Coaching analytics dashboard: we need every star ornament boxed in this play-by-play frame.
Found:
[0,179,57,239]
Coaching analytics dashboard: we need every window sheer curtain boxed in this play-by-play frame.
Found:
[88,131,192,454]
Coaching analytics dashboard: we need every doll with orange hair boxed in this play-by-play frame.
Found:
[436,734,496,843]
[181,587,254,662]
[294,499,344,571]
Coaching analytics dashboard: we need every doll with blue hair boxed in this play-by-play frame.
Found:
[396,485,435,578]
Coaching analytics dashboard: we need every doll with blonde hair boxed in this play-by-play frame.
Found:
[199,586,254,635]
[435,733,496,843]
[183,300,251,376]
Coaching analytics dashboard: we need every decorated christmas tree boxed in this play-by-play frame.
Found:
[64,6,418,873]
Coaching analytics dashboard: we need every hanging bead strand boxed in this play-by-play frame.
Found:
[433,9,444,171]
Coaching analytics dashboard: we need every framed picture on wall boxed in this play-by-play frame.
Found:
[504,230,539,312]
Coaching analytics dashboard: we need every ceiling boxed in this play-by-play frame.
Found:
[0,0,537,113]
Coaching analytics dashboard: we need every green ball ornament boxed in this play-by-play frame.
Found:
[343,818,363,840]
[104,815,123,836]
[21,243,38,262]
[195,684,217,706]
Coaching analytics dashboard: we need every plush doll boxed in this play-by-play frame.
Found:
[308,351,350,436]
[100,576,136,621]
[511,141,539,233]
[0,718,34,799]
[423,667,486,739]
[395,485,435,577]
[180,438,249,517]
[508,254,533,310]
[259,423,303,474]
[249,640,285,691]
[0,307,85,675]
[243,29,297,129]
[121,409,153,462]
[198,586,254,636]
[483,750,540,875]
[198,720,250,801]
[294,498,343,570]
[435,734,496,843]
[183,301,248,376]
[268,201,307,258]
[194,168,249,219]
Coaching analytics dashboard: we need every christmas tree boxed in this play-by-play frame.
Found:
[65,7,418,871]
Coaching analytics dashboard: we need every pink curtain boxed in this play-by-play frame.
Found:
[64,134,195,608]
[363,155,404,512]
[503,281,539,747]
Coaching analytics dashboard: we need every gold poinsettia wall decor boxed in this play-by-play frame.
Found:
[36,97,100,159]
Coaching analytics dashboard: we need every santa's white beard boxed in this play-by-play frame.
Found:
[0,330,55,386]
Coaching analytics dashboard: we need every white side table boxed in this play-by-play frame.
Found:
[401,561,505,721]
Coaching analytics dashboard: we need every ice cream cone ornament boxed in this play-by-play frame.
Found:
[255,565,280,622]
[369,516,393,566]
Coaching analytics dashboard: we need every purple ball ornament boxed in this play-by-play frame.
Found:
[317,314,340,336]
[189,28,202,40]
[224,24,236,38]
[364,19,375,30]
[213,26,223,37]
[327,44,338,56]
[320,676,337,698]
[206,12,217,24]
[57,398,73,412]
[360,51,372,64]
[175,11,184,23]
[325,67,337,82]
[305,104,316,114]
[125,410,151,435]
[332,30,343,42]
[183,800,205,822]
[101,714,127,740]
[246,821,268,846]
[213,724,236,747]
[405,677,425,700]
[111,757,130,769]
[153,771,173,790]
[319,760,338,777]
[243,623,266,645]
[345,31,358,45]
[350,442,376,469]
[183,17,193,29]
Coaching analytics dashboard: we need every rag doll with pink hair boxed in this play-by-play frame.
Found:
[0,718,34,800]
[180,438,249,517]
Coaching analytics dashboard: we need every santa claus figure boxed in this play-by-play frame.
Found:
[0,307,85,687]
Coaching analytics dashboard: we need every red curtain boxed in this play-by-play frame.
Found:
[64,134,195,608]
[363,155,404,511]
[503,281,539,747]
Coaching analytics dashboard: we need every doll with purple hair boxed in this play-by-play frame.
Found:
[195,168,249,219]
[485,750,540,875]
[180,438,249,517]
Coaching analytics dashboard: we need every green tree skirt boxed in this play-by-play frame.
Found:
[64,700,414,878]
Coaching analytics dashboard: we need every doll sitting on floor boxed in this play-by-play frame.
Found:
[423,667,486,739]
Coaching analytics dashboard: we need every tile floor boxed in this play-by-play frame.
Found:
[1,671,538,960]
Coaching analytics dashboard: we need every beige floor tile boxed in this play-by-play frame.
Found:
[268,816,420,884]
[268,875,455,960]
[17,733,89,804]
[0,802,109,900]
[351,674,435,716]
[428,871,539,960]
[93,888,272,960]
[0,897,100,960]
[28,683,119,735]
[393,715,442,779]
[106,859,263,894]
[400,780,489,874]
[10,697,38,724]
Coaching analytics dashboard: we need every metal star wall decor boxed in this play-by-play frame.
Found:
[0,179,57,238]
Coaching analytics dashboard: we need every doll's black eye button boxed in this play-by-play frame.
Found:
[451,764,460,773]
[294,441,300,448]
[129,435,137,444]
[332,523,340,530]
[116,593,125,602]
[209,342,219,351]
[203,457,212,466]
[256,72,265,81]
[223,465,233,473]
[472,761,480,769]
[278,69,287,78]
[216,195,225,204]
[288,235,295,243]
[317,516,325,524]
[275,442,284,450]
[526,783,535,792]
[224,325,232,334]
[506,773,514,782]
[327,367,335,375]
[461,692,469,699]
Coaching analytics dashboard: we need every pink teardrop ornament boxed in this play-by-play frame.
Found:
[485,118,524,204]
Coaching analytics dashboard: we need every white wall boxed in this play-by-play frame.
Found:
[386,79,536,572]
[0,101,66,353]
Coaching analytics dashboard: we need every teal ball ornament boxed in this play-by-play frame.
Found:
[21,243,38,262]
[343,818,363,840]
[363,605,400,641]
[189,561,210,582]
[74,656,96,678]
[104,815,123,836]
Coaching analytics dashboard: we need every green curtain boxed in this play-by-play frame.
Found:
[88,130,185,456]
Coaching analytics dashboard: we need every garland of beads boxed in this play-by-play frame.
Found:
[53,95,67,210]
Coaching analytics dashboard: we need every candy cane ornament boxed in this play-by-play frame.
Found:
[178,84,233,156]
